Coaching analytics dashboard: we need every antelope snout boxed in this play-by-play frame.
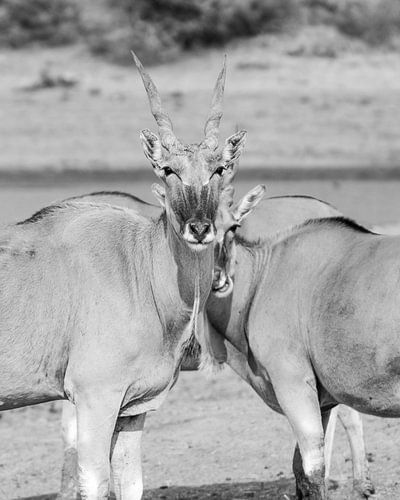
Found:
[184,218,214,246]
[189,220,211,240]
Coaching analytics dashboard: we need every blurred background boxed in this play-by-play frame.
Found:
[1,1,400,499]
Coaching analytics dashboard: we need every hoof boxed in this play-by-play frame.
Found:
[56,492,80,500]
[353,477,375,499]
[295,481,326,499]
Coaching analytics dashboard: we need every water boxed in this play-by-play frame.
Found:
[0,177,399,226]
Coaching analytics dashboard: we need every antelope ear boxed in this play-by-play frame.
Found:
[151,183,166,208]
[222,130,247,176]
[232,184,266,223]
[140,129,163,171]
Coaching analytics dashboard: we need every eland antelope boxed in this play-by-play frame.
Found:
[205,195,400,499]
[55,189,372,499]
[0,54,248,500]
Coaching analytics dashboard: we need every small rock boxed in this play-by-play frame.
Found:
[366,452,375,463]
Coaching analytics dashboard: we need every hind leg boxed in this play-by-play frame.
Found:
[338,407,374,499]
[324,407,338,480]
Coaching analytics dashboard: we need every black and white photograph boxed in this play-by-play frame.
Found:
[1,1,400,498]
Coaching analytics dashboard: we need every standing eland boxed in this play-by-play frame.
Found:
[205,194,400,499]
[55,189,372,499]
[0,53,248,499]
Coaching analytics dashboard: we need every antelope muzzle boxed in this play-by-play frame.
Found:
[184,217,215,247]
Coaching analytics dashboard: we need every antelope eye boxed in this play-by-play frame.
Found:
[214,166,225,177]
[229,223,240,234]
[162,166,175,177]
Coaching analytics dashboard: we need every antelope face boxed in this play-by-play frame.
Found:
[212,185,266,297]
[133,52,247,250]
[156,144,223,247]
[143,130,247,249]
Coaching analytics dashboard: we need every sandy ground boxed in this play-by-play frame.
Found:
[1,30,400,173]
[0,179,400,499]
[1,371,400,500]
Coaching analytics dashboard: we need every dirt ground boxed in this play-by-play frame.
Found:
[0,179,400,499]
[1,370,400,500]
[1,29,400,173]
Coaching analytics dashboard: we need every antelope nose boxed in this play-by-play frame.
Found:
[189,220,211,242]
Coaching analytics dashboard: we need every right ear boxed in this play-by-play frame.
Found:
[232,184,266,223]
[222,130,247,180]
[151,183,166,208]
[140,129,163,173]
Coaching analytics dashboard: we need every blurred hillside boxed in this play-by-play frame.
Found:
[1,0,400,174]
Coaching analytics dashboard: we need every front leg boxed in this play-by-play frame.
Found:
[291,409,330,500]
[57,400,79,500]
[110,413,146,500]
[75,391,122,500]
[270,370,326,499]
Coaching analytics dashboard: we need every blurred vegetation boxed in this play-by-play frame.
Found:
[335,0,400,45]
[1,0,400,64]
[85,0,300,64]
[0,0,80,47]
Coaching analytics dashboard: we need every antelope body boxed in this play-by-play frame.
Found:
[0,53,247,499]
[206,209,400,499]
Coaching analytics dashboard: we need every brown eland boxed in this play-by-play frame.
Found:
[204,192,400,499]
[0,54,248,499]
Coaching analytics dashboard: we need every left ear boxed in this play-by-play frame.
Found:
[140,129,163,174]
[232,184,266,223]
[222,130,247,176]
[151,183,166,208]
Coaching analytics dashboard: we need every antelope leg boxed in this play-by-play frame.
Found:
[76,392,121,500]
[338,407,375,499]
[57,400,79,500]
[324,406,338,480]
[272,374,326,499]
[110,413,146,500]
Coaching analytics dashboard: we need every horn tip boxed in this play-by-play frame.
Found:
[131,50,143,70]
[222,54,227,74]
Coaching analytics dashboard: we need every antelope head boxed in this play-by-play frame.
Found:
[132,52,247,250]
[212,185,266,297]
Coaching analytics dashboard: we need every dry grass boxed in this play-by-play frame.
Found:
[1,34,400,173]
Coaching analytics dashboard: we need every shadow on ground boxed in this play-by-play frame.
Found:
[16,479,294,500]
[143,479,294,499]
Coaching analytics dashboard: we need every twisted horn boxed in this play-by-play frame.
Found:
[203,55,227,150]
[131,51,179,151]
